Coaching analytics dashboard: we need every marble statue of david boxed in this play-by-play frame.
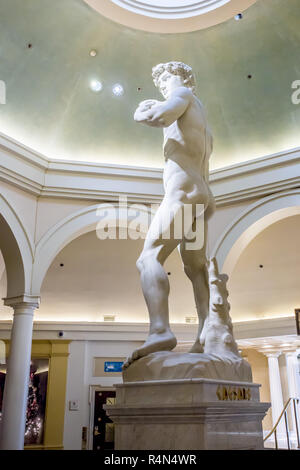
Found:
[124,62,215,367]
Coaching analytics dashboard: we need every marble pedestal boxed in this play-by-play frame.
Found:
[105,378,270,450]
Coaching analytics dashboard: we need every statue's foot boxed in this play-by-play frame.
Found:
[188,338,204,353]
[123,329,177,369]
[189,317,208,353]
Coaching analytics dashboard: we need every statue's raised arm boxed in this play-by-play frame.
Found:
[134,87,192,128]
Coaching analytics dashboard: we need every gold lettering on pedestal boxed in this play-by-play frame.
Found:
[238,387,244,400]
[216,385,251,401]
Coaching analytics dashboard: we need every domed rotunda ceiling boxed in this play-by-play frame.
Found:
[0,0,299,169]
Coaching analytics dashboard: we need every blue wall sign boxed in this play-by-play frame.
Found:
[104,361,123,373]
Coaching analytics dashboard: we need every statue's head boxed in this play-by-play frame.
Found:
[152,61,196,99]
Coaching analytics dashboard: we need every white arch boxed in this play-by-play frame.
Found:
[212,189,300,275]
[32,202,154,294]
[0,194,34,297]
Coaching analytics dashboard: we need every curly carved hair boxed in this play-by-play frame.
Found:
[152,61,196,93]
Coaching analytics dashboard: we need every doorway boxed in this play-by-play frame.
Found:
[88,386,116,450]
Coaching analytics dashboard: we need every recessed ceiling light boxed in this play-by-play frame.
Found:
[89,49,97,57]
[90,80,103,92]
[185,316,197,324]
[235,13,243,20]
[103,315,116,322]
[112,83,124,96]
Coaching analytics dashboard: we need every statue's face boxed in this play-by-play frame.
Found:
[157,70,185,99]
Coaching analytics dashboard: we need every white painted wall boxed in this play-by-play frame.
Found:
[63,339,143,450]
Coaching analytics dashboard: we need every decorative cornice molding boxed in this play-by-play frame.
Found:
[210,147,300,180]
[210,147,300,206]
[0,131,299,206]
[232,316,297,340]
[109,0,231,18]
[0,316,297,343]
[259,351,282,358]
[83,0,257,33]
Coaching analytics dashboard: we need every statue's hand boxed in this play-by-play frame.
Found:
[134,99,163,123]
[134,107,151,123]
[137,99,161,112]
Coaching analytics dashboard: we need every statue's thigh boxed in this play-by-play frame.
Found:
[142,198,183,263]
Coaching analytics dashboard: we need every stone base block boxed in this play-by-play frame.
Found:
[123,351,252,382]
[105,379,270,450]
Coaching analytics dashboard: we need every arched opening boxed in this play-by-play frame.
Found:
[212,189,300,274]
[0,194,34,300]
[223,206,300,276]
[0,214,25,300]
[32,203,158,296]
[227,214,300,322]
[38,225,194,324]
[0,249,10,319]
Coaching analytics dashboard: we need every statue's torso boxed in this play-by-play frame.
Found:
[163,94,215,214]
[163,95,213,173]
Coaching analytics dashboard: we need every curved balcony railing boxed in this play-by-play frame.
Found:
[264,398,300,450]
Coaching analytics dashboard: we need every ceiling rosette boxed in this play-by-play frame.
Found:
[84,0,258,33]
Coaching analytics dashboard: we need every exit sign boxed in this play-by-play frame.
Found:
[104,361,123,373]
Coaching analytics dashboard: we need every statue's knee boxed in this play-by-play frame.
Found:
[136,251,151,273]
[136,256,144,273]
[184,257,206,279]
[137,247,162,273]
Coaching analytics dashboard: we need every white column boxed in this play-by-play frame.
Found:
[285,350,300,400]
[264,352,286,437]
[285,350,300,440]
[0,295,39,450]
